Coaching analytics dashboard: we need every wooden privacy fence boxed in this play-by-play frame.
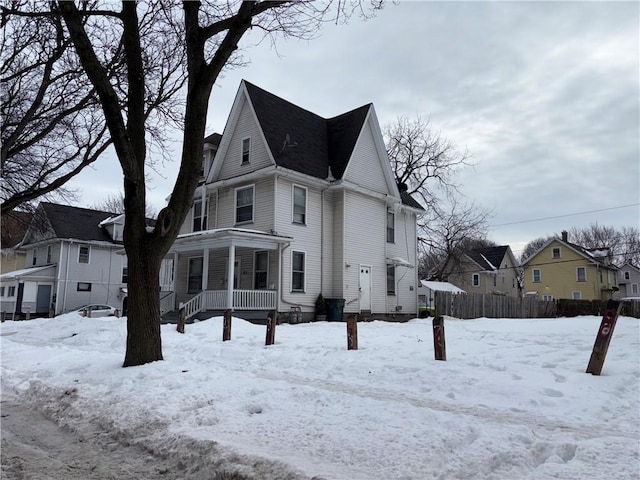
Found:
[435,291,557,319]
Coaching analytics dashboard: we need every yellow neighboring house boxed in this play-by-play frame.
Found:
[521,231,619,301]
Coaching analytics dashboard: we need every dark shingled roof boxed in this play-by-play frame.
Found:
[40,203,119,243]
[243,81,424,211]
[204,132,222,148]
[466,246,510,270]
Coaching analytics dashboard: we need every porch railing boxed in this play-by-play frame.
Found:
[160,291,175,315]
[179,289,277,320]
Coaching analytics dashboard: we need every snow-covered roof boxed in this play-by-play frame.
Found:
[0,265,56,281]
[420,280,465,293]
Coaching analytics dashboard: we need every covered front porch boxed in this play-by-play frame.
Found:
[165,228,292,320]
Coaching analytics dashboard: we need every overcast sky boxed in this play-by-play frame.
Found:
[69,1,639,258]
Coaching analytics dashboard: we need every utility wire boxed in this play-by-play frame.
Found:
[490,203,639,228]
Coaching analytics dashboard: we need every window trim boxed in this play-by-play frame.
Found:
[632,283,639,295]
[47,245,53,264]
[542,294,553,301]
[235,184,255,225]
[77,282,92,292]
[8,286,16,297]
[552,247,561,259]
[472,273,480,287]
[78,245,90,264]
[254,251,269,290]
[122,266,128,284]
[387,264,396,295]
[386,209,395,244]
[187,256,204,294]
[532,268,541,283]
[572,291,582,300]
[0,286,5,297]
[192,198,208,232]
[291,251,306,293]
[292,185,307,225]
[576,266,587,282]
[241,137,251,165]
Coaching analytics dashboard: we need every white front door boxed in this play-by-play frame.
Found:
[359,265,371,312]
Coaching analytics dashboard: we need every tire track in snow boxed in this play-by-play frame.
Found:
[255,371,637,441]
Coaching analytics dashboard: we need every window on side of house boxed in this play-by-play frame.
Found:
[632,283,638,295]
[187,257,203,294]
[532,269,541,283]
[624,271,631,280]
[77,282,92,292]
[552,247,561,259]
[472,273,480,287]
[291,251,305,292]
[576,266,587,282]
[292,185,307,225]
[387,264,396,295]
[235,185,254,224]
[8,286,16,297]
[386,209,395,243]
[241,137,250,165]
[254,251,268,289]
[78,245,90,264]
[32,251,37,266]
[122,267,128,284]
[543,294,553,301]
[47,245,53,263]
[192,199,208,232]
[0,287,4,296]
[572,291,582,300]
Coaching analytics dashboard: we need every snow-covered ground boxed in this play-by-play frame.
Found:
[1,313,638,479]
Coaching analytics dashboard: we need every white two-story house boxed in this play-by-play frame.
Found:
[0,203,129,318]
[165,80,424,322]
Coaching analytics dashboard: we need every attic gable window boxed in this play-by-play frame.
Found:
[552,247,561,259]
[292,185,306,225]
[241,137,251,165]
[235,185,254,224]
[472,273,480,287]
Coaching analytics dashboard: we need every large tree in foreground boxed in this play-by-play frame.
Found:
[4,1,381,366]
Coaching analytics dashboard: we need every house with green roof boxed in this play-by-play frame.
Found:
[165,81,425,322]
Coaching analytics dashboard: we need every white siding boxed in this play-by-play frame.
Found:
[385,208,419,314]
[217,96,272,181]
[343,121,390,195]
[216,177,274,230]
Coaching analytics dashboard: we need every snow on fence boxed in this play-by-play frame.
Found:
[435,291,557,319]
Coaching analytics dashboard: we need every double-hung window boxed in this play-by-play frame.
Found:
[472,273,480,287]
[254,251,268,289]
[293,185,306,225]
[235,185,254,224]
[387,264,396,295]
[552,247,561,259]
[292,252,305,292]
[78,245,90,264]
[576,266,587,282]
[387,209,395,243]
[192,199,208,232]
[47,246,53,263]
[532,268,541,283]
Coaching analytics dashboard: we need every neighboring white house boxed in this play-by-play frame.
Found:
[447,246,520,297]
[165,80,425,322]
[0,203,129,318]
[618,262,640,298]
[418,280,465,310]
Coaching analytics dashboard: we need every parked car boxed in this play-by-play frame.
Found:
[76,304,117,317]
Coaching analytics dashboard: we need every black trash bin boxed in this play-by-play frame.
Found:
[326,298,345,321]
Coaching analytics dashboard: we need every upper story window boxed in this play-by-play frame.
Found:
[47,245,53,263]
[552,247,561,259]
[0,287,4,296]
[632,284,639,294]
[576,266,587,282]
[623,271,630,280]
[241,138,251,165]
[192,199,208,232]
[293,185,307,225]
[32,251,37,266]
[78,245,90,264]
[122,267,128,284]
[532,268,541,283]
[292,251,305,292]
[235,185,254,224]
[472,273,480,287]
[386,209,395,243]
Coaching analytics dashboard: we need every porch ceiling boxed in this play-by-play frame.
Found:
[170,227,292,253]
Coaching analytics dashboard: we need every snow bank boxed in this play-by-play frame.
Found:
[1,313,638,479]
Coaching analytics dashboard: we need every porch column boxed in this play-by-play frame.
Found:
[227,244,235,310]
[202,248,209,291]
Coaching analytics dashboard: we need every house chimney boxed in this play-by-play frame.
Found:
[561,230,568,242]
